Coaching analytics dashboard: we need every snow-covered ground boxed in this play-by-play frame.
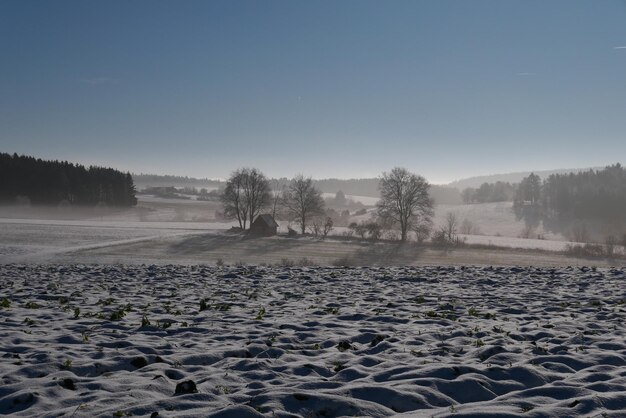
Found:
[0,219,225,264]
[459,234,571,252]
[1,264,625,417]
[432,202,566,241]
[2,218,622,267]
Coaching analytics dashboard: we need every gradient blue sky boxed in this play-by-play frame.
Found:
[1,0,625,184]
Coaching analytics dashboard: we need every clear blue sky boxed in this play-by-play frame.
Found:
[1,0,625,184]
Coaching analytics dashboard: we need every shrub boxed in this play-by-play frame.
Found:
[570,223,590,243]
[564,243,605,258]
[365,222,382,241]
[322,217,334,238]
[348,222,367,239]
[280,258,294,267]
[413,222,432,243]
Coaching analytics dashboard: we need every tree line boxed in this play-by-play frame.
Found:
[515,164,626,223]
[461,181,516,204]
[221,166,434,242]
[0,153,137,206]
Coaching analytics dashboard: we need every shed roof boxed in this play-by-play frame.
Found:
[252,214,278,228]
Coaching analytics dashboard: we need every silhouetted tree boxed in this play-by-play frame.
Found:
[271,179,286,220]
[461,187,475,204]
[242,168,271,228]
[220,168,271,229]
[282,175,325,234]
[516,173,541,206]
[442,212,459,242]
[376,167,433,242]
[334,190,347,206]
[221,169,248,229]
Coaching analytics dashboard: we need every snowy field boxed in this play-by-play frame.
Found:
[1,264,625,417]
[432,203,566,242]
[0,219,221,264]
[1,219,618,268]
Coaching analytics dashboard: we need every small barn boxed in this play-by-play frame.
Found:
[249,214,278,236]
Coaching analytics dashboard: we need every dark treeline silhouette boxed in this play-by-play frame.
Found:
[514,165,626,240]
[515,165,626,221]
[549,165,625,221]
[0,153,137,206]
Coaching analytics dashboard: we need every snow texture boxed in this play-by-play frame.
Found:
[1,264,625,417]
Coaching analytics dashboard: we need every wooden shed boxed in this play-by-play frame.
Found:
[249,214,278,236]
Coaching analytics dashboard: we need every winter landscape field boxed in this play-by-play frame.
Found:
[1,199,624,418]
[1,264,625,417]
[4,2,626,417]
[3,194,621,267]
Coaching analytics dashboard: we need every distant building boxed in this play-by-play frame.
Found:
[249,214,278,236]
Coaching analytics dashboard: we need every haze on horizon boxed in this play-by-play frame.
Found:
[1,0,626,184]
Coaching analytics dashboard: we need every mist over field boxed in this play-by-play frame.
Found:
[2,1,626,417]
[2,153,625,266]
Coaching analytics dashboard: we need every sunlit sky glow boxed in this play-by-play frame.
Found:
[1,0,625,184]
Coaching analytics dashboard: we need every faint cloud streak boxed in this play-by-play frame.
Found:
[613,46,626,49]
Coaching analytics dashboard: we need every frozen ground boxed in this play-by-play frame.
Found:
[1,219,619,267]
[0,219,226,264]
[0,264,625,417]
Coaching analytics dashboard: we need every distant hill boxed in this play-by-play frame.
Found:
[311,178,461,204]
[447,167,603,190]
[132,174,223,189]
[132,174,462,204]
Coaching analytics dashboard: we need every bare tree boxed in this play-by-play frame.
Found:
[221,168,271,230]
[309,217,323,237]
[271,178,286,220]
[282,175,325,234]
[220,169,248,229]
[243,168,271,227]
[322,217,334,238]
[376,167,433,241]
[443,212,458,242]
